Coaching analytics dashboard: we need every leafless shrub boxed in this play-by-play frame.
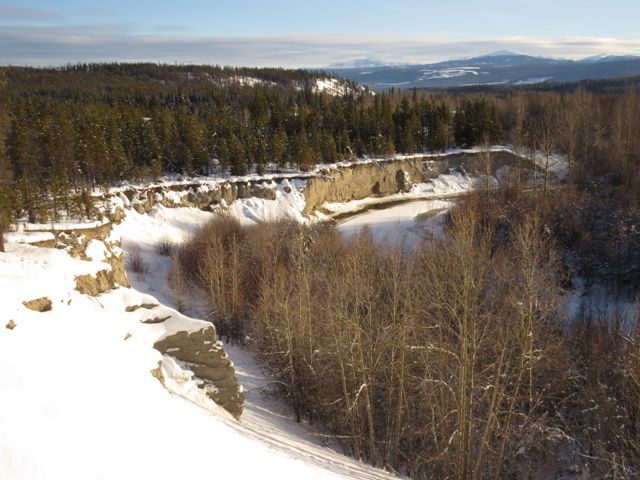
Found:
[155,235,173,256]
[126,245,148,274]
[176,197,640,477]
[168,246,188,313]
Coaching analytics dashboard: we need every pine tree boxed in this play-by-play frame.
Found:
[7,112,39,223]
[270,127,289,167]
[229,133,247,175]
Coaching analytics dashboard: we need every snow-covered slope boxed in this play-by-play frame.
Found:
[115,204,398,479]
[0,215,397,480]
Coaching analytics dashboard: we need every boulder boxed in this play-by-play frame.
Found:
[75,269,115,296]
[23,297,53,312]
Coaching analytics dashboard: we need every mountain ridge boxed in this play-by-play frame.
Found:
[324,51,640,90]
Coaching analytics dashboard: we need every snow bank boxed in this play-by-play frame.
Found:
[337,199,452,247]
[4,231,55,244]
[221,179,306,226]
[0,244,110,314]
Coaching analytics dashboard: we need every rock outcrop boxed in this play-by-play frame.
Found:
[303,158,424,214]
[22,297,53,312]
[154,326,244,418]
[111,178,287,216]
[30,222,130,290]
[75,269,116,296]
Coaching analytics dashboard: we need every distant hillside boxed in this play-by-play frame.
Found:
[327,52,640,91]
[435,74,640,95]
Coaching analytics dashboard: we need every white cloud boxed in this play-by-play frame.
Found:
[1,26,639,67]
[0,6,61,20]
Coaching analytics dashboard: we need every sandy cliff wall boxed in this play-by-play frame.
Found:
[302,158,424,214]
[95,150,525,219]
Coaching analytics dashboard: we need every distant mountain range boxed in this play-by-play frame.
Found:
[324,52,640,90]
[326,58,408,69]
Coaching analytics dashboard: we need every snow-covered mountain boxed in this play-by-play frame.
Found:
[327,57,405,69]
[326,52,640,90]
[577,54,640,64]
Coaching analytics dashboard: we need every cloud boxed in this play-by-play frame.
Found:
[0,5,61,21]
[1,26,639,67]
[74,8,117,17]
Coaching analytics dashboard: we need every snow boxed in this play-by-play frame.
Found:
[532,151,569,180]
[3,231,55,244]
[566,277,640,327]
[0,273,320,479]
[418,67,480,80]
[514,77,553,85]
[235,76,276,87]
[1,226,396,479]
[16,219,109,231]
[84,239,109,262]
[313,78,349,96]
[221,179,307,226]
[337,199,452,247]
[0,244,110,314]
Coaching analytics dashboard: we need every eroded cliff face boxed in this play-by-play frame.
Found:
[302,150,526,214]
[107,177,304,219]
[29,221,130,293]
[13,150,527,422]
[302,158,425,214]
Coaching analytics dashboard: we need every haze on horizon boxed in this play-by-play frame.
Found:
[1,0,639,67]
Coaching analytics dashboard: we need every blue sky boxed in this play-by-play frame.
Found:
[1,0,639,66]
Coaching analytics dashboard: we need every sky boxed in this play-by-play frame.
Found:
[1,0,640,67]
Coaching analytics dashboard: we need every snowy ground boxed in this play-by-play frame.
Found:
[566,277,640,327]
[0,209,397,479]
[115,205,397,480]
[336,199,452,247]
